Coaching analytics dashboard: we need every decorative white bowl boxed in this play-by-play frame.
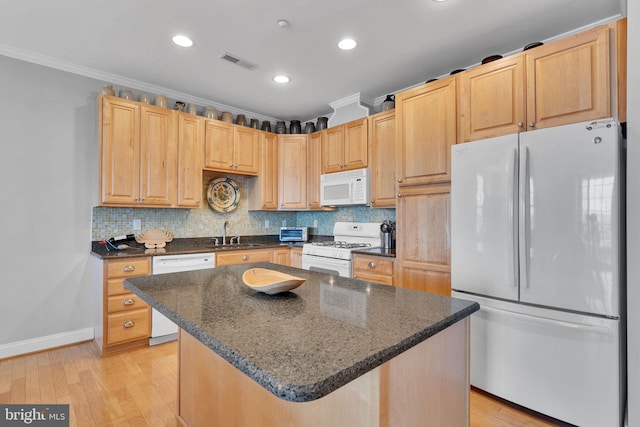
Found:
[242,268,305,295]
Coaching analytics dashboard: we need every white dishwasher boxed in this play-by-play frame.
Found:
[150,252,215,345]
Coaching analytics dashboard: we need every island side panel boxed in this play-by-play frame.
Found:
[176,318,469,427]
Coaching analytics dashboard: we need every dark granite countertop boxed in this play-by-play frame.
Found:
[351,247,396,258]
[90,236,331,260]
[124,263,478,402]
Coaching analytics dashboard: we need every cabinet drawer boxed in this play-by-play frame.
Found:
[215,249,273,266]
[107,293,149,313]
[107,308,150,345]
[106,257,151,278]
[353,255,394,276]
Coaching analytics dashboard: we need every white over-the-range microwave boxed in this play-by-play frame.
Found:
[320,168,370,206]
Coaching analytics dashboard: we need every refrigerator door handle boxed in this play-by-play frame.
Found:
[481,305,611,334]
[508,147,519,288]
[519,146,530,289]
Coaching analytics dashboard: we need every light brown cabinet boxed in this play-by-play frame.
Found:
[204,120,259,175]
[368,110,396,207]
[215,249,273,267]
[395,184,451,296]
[99,95,177,207]
[353,254,394,286]
[278,135,308,210]
[396,77,457,187]
[97,257,151,355]
[248,132,278,210]
[290,247,302,269]
[307,132,323,210]
[272,248,291,266]
[458,25,611,142]
[176,112,204,208]
[322,118,368,173]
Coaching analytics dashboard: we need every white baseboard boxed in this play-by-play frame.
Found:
[0,328,94,359]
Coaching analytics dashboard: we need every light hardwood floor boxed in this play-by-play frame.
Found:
[0,341,571,426]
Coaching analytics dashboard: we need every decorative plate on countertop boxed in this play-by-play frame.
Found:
[242,268,306,295]
[207,177,240,213]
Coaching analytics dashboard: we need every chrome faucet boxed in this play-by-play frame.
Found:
[222,220,229,245]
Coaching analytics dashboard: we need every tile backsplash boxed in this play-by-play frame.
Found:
[92,172,395,240]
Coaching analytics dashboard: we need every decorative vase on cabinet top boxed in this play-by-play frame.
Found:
[380,94,395,111]
[316,117,328,130]
[290,120,301,134]
[101,84,115,96]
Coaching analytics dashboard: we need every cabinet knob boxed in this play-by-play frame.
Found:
[368,262,376,268]
[529,122,535,128]
[397,179,402,183]
[397,193,403,198]
[123,320,135,328]
[123,298,135,306]
[123,265,135,272]
[242,255,249,261]
[229,163,234,167]
[518,122,524,127]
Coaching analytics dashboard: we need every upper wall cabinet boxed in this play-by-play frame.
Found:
[204,120,259,175]
[278,134,308,210]
[248,132,279,211]
[307,131,324,210]
[176,112,204,208]
[458,24,611,142]
[99,95,177,207]
[369,110,396,208]
[396,77,457,187]
[321,118,368,174]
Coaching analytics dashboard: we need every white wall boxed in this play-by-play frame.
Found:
[627,0,639,424]
[0,55,99,355]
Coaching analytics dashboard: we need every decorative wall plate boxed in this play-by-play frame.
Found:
[207,177,240,213]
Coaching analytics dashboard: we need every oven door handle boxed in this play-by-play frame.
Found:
[302,254,351,267]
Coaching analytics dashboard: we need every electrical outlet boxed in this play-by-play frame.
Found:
[282,219,287,227]
[264,219,269,228]
[133,219,141,231]
[313,219,318,228]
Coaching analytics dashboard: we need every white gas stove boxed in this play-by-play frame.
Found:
[301,222,382,277]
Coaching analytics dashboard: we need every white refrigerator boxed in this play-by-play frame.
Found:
[451,118,625,427]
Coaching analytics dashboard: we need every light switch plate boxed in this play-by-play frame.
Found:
[133,219,141,230]
[313,219,318,228]
[264,219,269,228]
[282,219,287,227]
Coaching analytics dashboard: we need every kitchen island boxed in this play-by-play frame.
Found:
[124,263,478,427]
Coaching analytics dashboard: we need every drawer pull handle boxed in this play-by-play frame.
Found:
[123,265,135,272]
[123,320,135,328]
[368,262,376,268]
[123,298,135,306]
[242,255,249,261]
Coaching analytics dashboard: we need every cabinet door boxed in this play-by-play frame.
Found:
[525,25,610,130]
[307,132,323,209]
[396,77,457,186]
[259,132,279,210]
[272,248,291,266]
[369,110,396,207]
[322,127,344,173]
[290,247,302,269]
[353,254,394,286]
[278,135,308,210]
[343,118,368,170]
[139,105,176,206]
[458,55,526,142]
[177,113,203,208]
[395,184,451,296]
[204,120,234,171]
[234,126,260,175]
[99,95,140,205]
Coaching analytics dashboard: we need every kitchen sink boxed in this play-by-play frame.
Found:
[206,243,266,250]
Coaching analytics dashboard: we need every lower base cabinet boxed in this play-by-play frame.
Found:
[96,257,151,356]
[353,254,394,286]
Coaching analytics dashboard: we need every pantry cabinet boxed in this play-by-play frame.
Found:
[176,112,204,208]
[368,110,396,207]
[395,184,451,296]
[204,120,259,175]
[458,24,611,142]
[99,95,176,207]
[96,257,151,356]
[322,118,368,173]
[248,132,278,210]
[278,135,308,210]
[396,77,457,187]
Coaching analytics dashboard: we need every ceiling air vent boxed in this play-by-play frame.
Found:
[219,52,257,70]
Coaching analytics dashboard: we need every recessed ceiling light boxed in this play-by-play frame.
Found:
[273,75,290,84]
[172,35,193,47]
[338,38,357,50]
